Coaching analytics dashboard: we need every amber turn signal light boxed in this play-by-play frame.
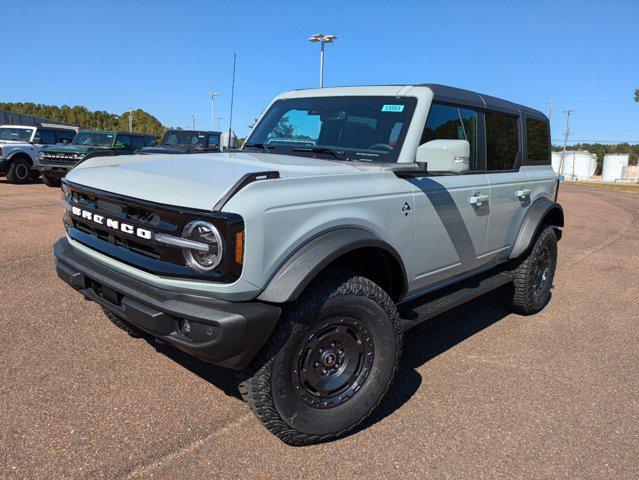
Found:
[235,231,244,264]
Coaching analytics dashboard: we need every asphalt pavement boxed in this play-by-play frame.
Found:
[1,181,637,479]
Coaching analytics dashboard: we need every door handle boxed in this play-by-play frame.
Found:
[516,188,532,199]
[468,193,490,206]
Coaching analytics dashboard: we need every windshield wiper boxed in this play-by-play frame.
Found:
[292,146,349,161]
[243,143,275,152]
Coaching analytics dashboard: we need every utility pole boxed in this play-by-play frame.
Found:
[546,100,552,122]
[129,108,133,132]
[217,117,223,130]
[192,115,195,130]
[559,109,574,179]
[209,92,220,130]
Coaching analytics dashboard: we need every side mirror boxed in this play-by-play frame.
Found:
[62,139,69,145]
[416,139,470,173]
[33,136,42,144]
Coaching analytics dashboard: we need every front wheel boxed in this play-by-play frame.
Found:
[237,268,402,446]
[6,158,32,184]
[498,226,558,315]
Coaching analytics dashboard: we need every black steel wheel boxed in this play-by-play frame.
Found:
[6,157,32,184]
[237,267,402,446]
[292,317,375,410]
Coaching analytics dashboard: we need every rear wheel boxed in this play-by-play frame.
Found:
[42,174,62,188]
[498,226,558,314]
[237,268,402,446]
[6,157,32,184]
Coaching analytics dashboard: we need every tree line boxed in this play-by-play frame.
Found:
[0,102,168,139]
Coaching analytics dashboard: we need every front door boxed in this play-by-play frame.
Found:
[409,174,491,292]
[408,103,490,294]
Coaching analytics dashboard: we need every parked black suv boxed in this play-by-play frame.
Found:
[136,130,221,155]
[38,130,156,187]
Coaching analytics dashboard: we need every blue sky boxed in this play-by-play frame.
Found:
[1,0,638,143]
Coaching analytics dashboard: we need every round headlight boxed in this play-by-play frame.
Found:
[38,151,45,160]
[182,220,223,272]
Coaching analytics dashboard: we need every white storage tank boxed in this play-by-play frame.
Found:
[551,152,563,174]
[621,165,639,182]
[601,154,629,182]
[560,151,597,180]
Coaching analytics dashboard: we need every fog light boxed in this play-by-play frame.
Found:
[180,319,192,335]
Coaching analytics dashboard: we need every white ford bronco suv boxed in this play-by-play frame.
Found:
[0,124,76,183]
[54,84,563,445]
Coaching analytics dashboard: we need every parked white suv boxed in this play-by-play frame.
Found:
[55,84,563,445]
[0,125,76,183]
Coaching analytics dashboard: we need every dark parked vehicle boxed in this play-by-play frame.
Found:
[38,130,156,187]
[136,130,221,155]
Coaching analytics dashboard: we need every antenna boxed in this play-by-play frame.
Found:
[228,52,237,150]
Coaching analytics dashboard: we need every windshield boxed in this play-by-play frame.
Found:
[0,127,34,142]
[245,96,417,162]
[161,131,208,147]
[72,132,115,147]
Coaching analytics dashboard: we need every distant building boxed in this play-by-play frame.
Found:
[0,110,75,128]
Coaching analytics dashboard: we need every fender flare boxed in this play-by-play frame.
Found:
[6,150,34,165]
[257,228,408,304]
[509,197,564,259]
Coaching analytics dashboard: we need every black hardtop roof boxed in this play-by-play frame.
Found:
[291,83,547,120]
[77,130,155,137]
[420,84,546,119]
[164,129,222,135]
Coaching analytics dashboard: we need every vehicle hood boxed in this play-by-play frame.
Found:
[65,151,362,210]
[43,144,106,154]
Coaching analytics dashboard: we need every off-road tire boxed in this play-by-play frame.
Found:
[42,174,62,188]
[6,157,32,184]
[236,267,403,446]
[102,307,144,338]
[498,226,558,315]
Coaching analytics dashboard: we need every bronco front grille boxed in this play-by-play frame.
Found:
[62,181,244,282]
[42,153,80,164]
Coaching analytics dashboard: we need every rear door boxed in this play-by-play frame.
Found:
[484,111,530,261]
[409,103,491,292]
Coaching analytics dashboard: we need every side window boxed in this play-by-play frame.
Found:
[130,136,144,148]
[485,112,519,170]
[116,135,132,147]
[55,130,75,143]
[421,103,479,170]
[145,136,156,146]
[37,129,56,144]
[208,134,220,148]
[526,118,550,163]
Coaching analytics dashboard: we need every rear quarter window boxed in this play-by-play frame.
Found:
[485,112,519,171]
[526,118,550,163]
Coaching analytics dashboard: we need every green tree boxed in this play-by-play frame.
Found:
[635,89,639,102]
[0,102,167,139]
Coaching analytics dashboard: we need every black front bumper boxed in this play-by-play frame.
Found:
[40,164,72,178]
[54,238,281,370]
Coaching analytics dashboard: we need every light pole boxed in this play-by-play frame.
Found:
[217,117,223,130]
[209,92,220,130]
[129,107,133,132]
[308,33,337,88]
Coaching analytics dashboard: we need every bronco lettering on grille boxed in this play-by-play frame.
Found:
[71,206,153,240]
